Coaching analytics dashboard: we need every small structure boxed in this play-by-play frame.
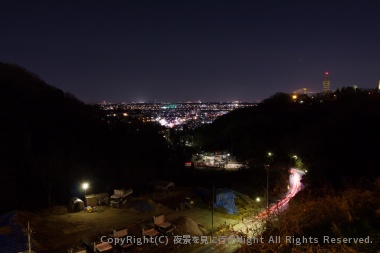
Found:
[224,162,244,170]
[213,188,239,214]
[70,197,84,212]
[110,188,133,207]
[108,229,133,251]
[82,235,113,253]
[85,193,109,207]
[153,213,173,236]
[93,241,113,252]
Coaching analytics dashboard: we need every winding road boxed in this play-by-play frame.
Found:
[192,168,305,253]
[258,168,305,219]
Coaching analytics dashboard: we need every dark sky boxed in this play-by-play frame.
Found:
[1,0,379,103]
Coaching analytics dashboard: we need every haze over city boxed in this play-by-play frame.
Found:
[1,0,379,103]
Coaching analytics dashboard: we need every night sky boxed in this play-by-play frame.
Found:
[1,0,379,103]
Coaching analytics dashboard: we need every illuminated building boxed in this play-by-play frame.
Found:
[323,72,330,94]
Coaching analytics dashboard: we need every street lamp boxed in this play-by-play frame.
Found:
[82,182,89,196]
[211,182,214,236]
[266,152,273,209]
[289,155,298,168]
[265,164,269,209]
[82,182,89,206]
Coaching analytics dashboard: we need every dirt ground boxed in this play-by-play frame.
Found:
[14,189,255,253]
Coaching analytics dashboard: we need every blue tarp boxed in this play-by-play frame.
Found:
[213,189,239,214]
[0,211,30,253]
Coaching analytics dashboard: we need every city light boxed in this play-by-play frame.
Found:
[100,102,256,130]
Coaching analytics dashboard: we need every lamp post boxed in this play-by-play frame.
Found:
[266,152,273,209]
[265,164,269,209]
[211,182,214,236]
[82,182,89,206]
[289,155,298,169]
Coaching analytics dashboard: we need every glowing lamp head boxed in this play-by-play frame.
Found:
[82,183,89,190]
[325,72,329,75]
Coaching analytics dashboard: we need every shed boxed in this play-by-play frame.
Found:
[85,192,109,206]
[70,197,84,212]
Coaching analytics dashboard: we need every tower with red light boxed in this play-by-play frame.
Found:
[323,72,330,94]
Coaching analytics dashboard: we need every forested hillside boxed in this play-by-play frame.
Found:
[194,91,380,188]
[0,63,170,212]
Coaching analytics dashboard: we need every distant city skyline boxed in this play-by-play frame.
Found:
[1,0,379,103]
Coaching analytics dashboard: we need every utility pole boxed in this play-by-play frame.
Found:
[27,221,32,253]
[266,164,269,209]
[266,152,273,210]
[211,183,214,235]
[176,163,179,186]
